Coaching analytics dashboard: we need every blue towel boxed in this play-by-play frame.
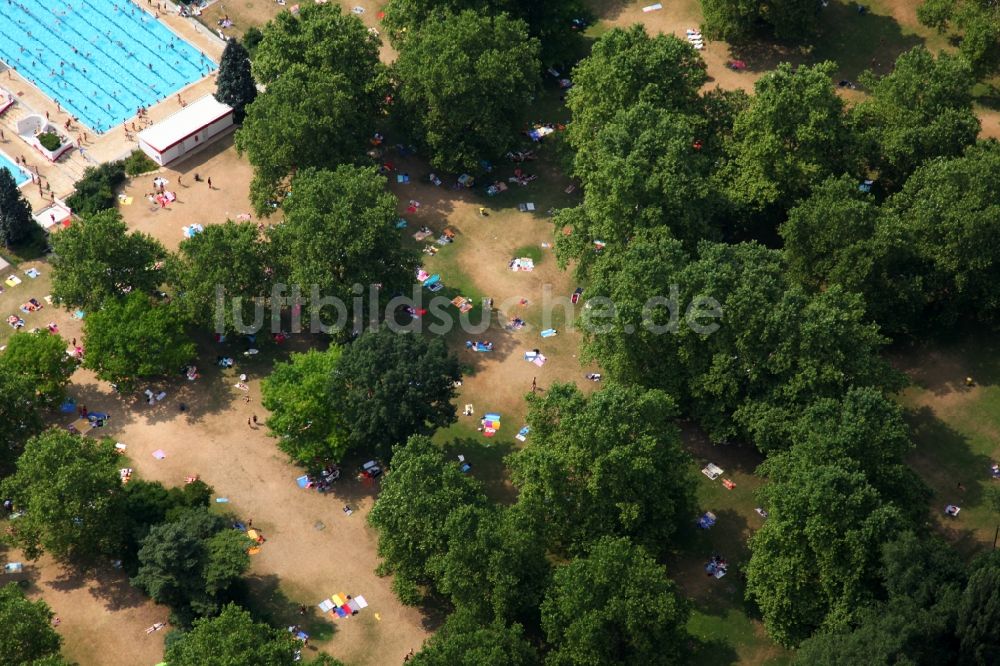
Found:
[215,497,229,503]
[296,475,309,489]
[59,400,76,413]
[541,329,557,338]
[485,413,501,421]
[395,218,408,229]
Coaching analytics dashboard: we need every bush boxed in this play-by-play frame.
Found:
[36,131,62,152]
[123,149,158,176]
[65,161,127,218]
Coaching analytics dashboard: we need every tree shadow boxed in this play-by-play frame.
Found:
[441,435,517,505]
[240,573,337,646]
[46,560,149,612]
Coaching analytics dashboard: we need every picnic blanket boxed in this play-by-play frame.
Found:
[510,258,534,272]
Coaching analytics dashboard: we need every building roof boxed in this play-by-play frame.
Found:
[138,95,232,153]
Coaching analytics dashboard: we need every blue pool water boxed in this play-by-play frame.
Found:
[0,0,216,133]
[0,150,29,186]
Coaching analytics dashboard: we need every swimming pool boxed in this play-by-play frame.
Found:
[0,0,216,133]
[0,150,29,186]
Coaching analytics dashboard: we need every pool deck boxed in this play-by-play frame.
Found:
[0,1,226,213]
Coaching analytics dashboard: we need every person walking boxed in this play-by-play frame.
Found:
[207,176,212,189]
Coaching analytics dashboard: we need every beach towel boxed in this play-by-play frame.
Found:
[318,599,335,613]
[395,218,408,229]
[643,3,663,10]
[3,562,23,573]
[533,354,547,367]
[701,463,723,480]
[24,268,39,278]
[71,309,85,320]
[215,497,229,503]
[59,400,75,413]
[332,594,345,606]
[518,203,535,212]
[296,475,310,489]
[152,449,166,460]
[485,413,501,421]
[423,274,441,288]
[540,329,557,338]
[396,174,409,184]
[516,426,530,442]
[698,512,717,529]
[5,275,21,287]
[413,230,433,241]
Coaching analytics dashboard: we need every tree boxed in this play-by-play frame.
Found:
[252,3,384,92]
[700,0,821,43]
[170,220,272,334]
[409,607,540,666]
[121,479,214,572]
[775,389,928,516]
[780,176,926,335]
[261,347,346,465]
[509,383,695,558]
[331,327,461,458]
[723,62,855,230]
[0,330,76,404]
[269,167,416,329]
[0,583,63,664]
[541,537,690,665]
[368,436,486,604]
[82,292,196,391]
[880,141,1000,327]
[50,209,167,310]
[566,26,706,147]
[393,9,541,172]
[852,47,980,188]
[131,508,251,625]
[565,103,723,255]
[1,429,123,561]
[432,504,550,626]
[746,447,904,646]
[0,166,37,248]
[215,38,257,122]
[917,0,1000,77]
[164,603,300,665]
[0,365,46,470]
[236,68,379,215]
[381,0,583,62]
[956,552,1000,665]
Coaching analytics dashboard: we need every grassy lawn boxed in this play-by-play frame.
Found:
[0,258,55,347]
[894,334,1000,556]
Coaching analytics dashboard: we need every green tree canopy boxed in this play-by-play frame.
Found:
[0,330,76,404]
[780,175,926,335]
[252,3,384,92]
[541,536,690,665]
[0,365,46,469]
[331,327,461,458]
[170,220,272,334]
[50,209,167,310]
[131,508,251,626]
[381,0,582,62]
[368,435,487,604]
[409,607,540,666]
[432,504,550,626]
[880,140,1000,327]
[956,552,1000,665]
[746,447,904,646]
[0,583,64,664]
[852,47,980,188]
[564,103,723,256]
[566,26,706,145]
[270,166,416,329]
[261,347,346,465]
[700,0,821,43]
[723,61,855,230]
[918,0,1000,77]
[215,38,257,122]
[509,383,695,558]
[0,166,37,248]
[164,603,300,665]
[1,429,123,560]
[236,67,380,215]
[393,9,541,171]
[121,479,214,573]
[82,292,196,392]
